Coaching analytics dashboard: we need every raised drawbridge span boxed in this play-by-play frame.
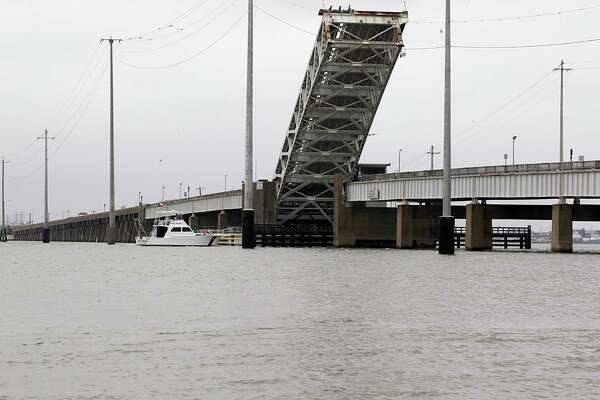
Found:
[274,8,409,225]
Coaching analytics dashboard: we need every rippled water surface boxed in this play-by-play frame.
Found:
[1,242,600,399]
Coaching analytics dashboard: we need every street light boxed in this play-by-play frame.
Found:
[162,185,166,202]
[179,182,183,199]
[512,136,517,166]
[504,153,508,168]
[222,174,228,210]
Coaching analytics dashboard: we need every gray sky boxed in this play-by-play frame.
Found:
[2,0,600,225]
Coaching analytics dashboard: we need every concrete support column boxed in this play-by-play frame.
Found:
[333,176,355,247]
[552,203,573,253]
[218,211,229,229]
[465,203,492,251]
[395,204,438,249]
[396,204,414,249]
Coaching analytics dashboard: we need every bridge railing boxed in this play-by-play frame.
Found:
[359,160,600,182]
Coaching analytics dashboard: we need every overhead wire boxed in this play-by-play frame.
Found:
[10,54,110,180]
[117,12,247,70]
[48,43,104,131]
[52,51,109,139]
[50,57,110,157]
[456,77,557,146]
[122,0,213,41]
[454,70,555,140]
[254,3,317,36]
[5,44,105,163]
[411,3,600,24]
[404,37,600,51]
[454,37,600,49]
[121,0,242,54]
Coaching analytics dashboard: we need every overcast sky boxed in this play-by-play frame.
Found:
[2,0,599,225]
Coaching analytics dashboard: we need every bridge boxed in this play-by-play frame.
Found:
[7,8,600,253]
[335,161,600,252]
[274,9,408,224]
[11,161,600,252]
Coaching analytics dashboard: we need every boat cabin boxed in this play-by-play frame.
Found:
[150,216,194,238]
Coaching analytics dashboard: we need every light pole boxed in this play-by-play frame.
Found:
[179,182,183,199]
[439,0,454,255]
[504,153,508,168]
[100,37,122,245]
[398,148,402,173]
[242,0,256,249]
[162,185,166,202]
[1,158,8,242]
[512,136,517,166]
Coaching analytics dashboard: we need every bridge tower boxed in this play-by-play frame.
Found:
[274,8,409,225]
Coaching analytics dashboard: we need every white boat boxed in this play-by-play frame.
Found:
[136,214,219,247]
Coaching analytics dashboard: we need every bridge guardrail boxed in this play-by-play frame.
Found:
[358,160,600,182]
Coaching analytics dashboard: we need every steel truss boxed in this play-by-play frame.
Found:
[274,8,409,225]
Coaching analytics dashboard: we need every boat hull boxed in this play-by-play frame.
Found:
[135,234,218,247]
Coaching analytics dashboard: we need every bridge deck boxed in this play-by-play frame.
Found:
[348,161,600,202]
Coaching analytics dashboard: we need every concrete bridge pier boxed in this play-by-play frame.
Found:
[552,203,573,253]
[465,202,492,251]
[218,211,229,229]
[396,204,438,249]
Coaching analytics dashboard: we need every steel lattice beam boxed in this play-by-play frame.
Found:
[273,8,408,225]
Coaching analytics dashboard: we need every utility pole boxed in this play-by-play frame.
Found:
[1,158,9,242]
[439,0,454,255]
[427,145,440,172]
[554,60,571,204]
[37,130,55,243]
[101,37,121,245]
[242,0,256,249]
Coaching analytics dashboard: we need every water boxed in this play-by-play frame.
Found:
[1,243,600,399]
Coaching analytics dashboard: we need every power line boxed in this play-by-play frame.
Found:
[10,55,110,181]
[121,0,242,54]
[6,45,106,162]
[48,43,104,131]
[404,37,600,51]
[254,3,316,36]
[50,57,110,157]
[118,12,246,70]
[456,79,557,146]
[454,70,555,140]
[412,3,600,24]
[454,37,600,49]
[123,0,214,41]
[51,52,109,139]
